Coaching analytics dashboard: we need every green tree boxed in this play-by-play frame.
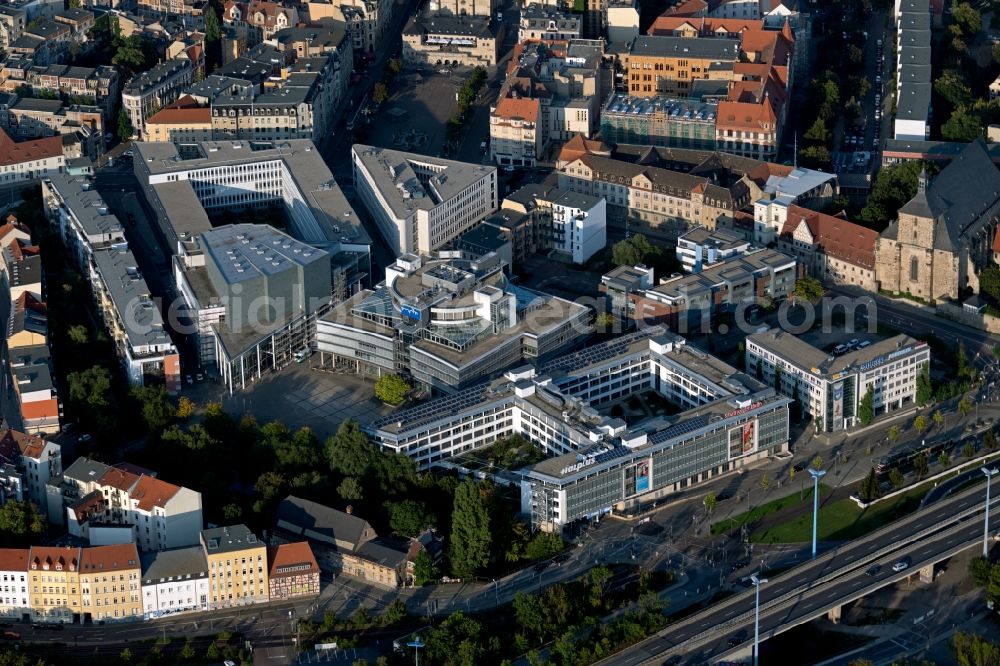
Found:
[584,566,612,609]
[890,467,905,489]
[381,598,407,626]
[913,451,929,479]
[981,265,1000,304]
[933,409,944,429]
[793,275,824,302]
[858,387,875,426]
[942,107,983,142]
[703,491,717,514]
[513,592,546,643]
[326,419,377,478]
[915,414,929,433]
[803,116,829,143]
[68,365,112,408]
[337,476,364,501]
[372,82,389,104]
[450,480,492,578]
[204,4,221,41]
[861,160,936,227]
[413,549,439,585]
[889,425,900,445]
[611,233,662,268]
[388,499,433,537]
[254,470,287,502]
[986,429,998,451]
[934,69,973,108]
[859,467,882,502]
[68,324,88,345]
[387,58,403,75]
[375,374,410,405]
[116,108,133,140]
[952,3,982,35]
[953,631,1000,666]
[176,395,196,419]
[960,396,973,417]
[799,145,832,169]
[811,455,823,471]
[916,363,933,405]
[760,473,770,491]
[964,441,976,458]
[222,503,242,521]
[131,385,175,434]
[0,500,45,546]
[939,451,950,467]
[523,532,563,561]
[424,612,484,666]
[119,647,133,663]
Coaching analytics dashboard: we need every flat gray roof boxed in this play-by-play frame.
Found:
[140,546,208,582]
[45,173,124,240]
[352,144,496,220]
[90,245,174,350]
[629,34,739,60]
[202,223,329,287]
[747,330,927,376]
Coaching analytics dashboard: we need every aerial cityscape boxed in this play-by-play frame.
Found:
[0,0,999,663]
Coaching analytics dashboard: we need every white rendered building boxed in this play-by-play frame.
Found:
[545,189,605,264]
[140,546,209,619]
[352,145,498,256]
[0,549,29,620]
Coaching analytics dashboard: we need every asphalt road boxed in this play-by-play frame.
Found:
[600,480,1000,665]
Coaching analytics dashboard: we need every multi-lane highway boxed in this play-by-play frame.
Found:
[600,479,999,665]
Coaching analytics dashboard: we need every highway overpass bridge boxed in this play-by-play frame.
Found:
[599,481,999,666]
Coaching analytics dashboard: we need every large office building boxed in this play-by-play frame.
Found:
[132,140,369,389]
[317,252,591,393]
[746,329,931,433]
[351,145,498,256]
[365,327,791,531]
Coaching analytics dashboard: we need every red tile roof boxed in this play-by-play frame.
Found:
[0,128,62,168]
[145,106,211,126]
[20,398,59,423]
[98,467,140,492]
[494,96,540,123]
[0,548,29,572]
[79,543,140,573]
[781,205,878,269]
[29,546,81,572]
[0,428,47,459]
[267,542,319,578]
[130,475,181,511]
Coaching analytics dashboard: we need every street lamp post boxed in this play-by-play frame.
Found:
[809,468,827,559]
[983,467,999,557]
[751,572,768,666]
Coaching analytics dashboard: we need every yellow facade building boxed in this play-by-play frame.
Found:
[200,525,269,610]
[78,544,142,623]
[27,546,81,623]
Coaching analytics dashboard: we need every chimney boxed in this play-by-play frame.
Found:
[345,505,353,514]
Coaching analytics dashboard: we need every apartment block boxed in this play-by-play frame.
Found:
[78,544,142,623]
[27,545,81,623]
[139,546,209,618]
[0,430,61,515]
[0,7,27,51]
[200,525,269,609]
[305,0,391,54]
[0,128,64,187]
[51,457,202,551]
[352,145,498,255]
[0,548,29,621]
[121,60,194,138]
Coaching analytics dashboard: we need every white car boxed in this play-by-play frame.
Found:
[892,560,909,572]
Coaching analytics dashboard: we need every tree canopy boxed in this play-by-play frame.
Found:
[374,374,410,405]
[450,480,492,577]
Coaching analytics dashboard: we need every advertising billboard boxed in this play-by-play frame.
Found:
[742,420,756,455]
[833,382,844,419]
[635,462,650,493]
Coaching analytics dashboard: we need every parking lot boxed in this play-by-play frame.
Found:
[367,68,469,158]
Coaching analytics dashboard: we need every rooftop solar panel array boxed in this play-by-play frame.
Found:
[541,326,666,375]
[648,414,711,445]
[368,380,496,431]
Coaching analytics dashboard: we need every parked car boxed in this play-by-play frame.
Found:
[78,433,92,443]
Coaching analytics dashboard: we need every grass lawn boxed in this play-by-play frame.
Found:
[751,481,935,544]
[709,484,831,536]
